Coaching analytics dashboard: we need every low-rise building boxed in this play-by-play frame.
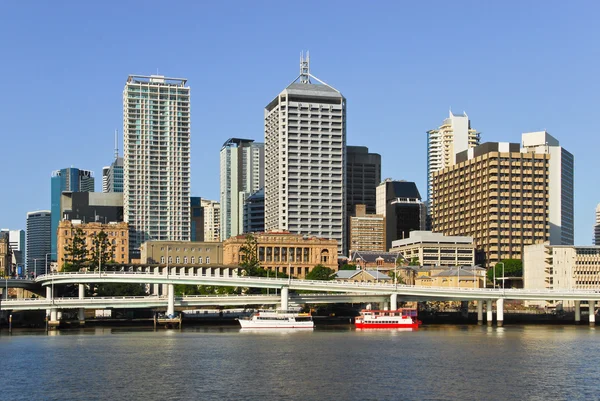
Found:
[350,204,385,253]
[389,231,475,266]
[524,243,600,307]
[335,269,391,283]
[57,220,129,269]
[223,231,338,278]
[139,241,224,266]
[0,232,11,276]
[412,265,485,288]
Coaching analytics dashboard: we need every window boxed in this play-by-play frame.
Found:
[206,257,210,264]
[168,256,173,263]
[176,256,180,263]
[191,256,195,264]
[198,256,203,264]
[161,256,165,264]
[184,256,188,264]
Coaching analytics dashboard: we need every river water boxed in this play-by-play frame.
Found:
[1,325,599,401]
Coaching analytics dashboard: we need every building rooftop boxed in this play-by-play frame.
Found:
[391,231,474,247]
[127,75,187,86]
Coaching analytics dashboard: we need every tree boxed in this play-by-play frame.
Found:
[340,263,358,270]
[239,234,260,276]
[90,230,115,270]
[487,259,523,283]
[388,270,405,284]
[62,228,88,272]
[305,264,335,281]
[96,283,146,297]
[409,257,420,266]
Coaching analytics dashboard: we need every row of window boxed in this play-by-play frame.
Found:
[160,256,210,264]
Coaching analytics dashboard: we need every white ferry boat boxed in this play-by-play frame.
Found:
[355,308,421,329]
[238,310,315,329]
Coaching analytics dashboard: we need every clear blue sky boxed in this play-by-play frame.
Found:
[1,1,599,244]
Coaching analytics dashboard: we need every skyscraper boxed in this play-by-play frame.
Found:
[103,130,124,193]
[220,138,264,240]
[243,189,265,234]
[201,199,220,242]
[264,53,346,254]
[427,111,480,202]
[190,196,204,242]
[123,75,191,253]
[521,131,574,245]
[594,204,600,245]
[50,167,94,258]
[26,210,51,276]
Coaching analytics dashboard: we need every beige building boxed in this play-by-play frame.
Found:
[350,204,385,253]
[389,231,475,266]
[524,243,600,307]
[0,232,11,276]
[139,241,224,266]
[223,231,338,278]
[432,142,550,267]
[57,221,129,269]
[201,199,221,242]
[412,266,485,288]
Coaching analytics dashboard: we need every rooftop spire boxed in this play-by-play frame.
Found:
[114,129,119,160]
[299,51,310,84]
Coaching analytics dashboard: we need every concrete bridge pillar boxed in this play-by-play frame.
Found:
[486,299,493,325]
[57,311,63,321]
[153,267,160,295]
[589,300,596,326]
[390,293,398,310]
[477,300,483,324]
[50,308,58,322]
[46,286,52,299]
[575,301,581,323]
[496,299,504,327]
[78,284,85,325]
[167,284,175,316]
[280,287,289,311]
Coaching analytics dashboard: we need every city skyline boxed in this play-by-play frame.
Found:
[1,3,599,245]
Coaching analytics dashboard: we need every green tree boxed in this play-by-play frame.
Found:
[62,227,88,272]
[239,234,261,276]
[487,259,523,283]
[96,283,146,297]
[305,264,335,281]
[90,230,115,271]
[409,257,420,266]
[340,263,358,270]
[388,270,406,284]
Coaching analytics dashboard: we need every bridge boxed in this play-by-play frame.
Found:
[2,270,599,327]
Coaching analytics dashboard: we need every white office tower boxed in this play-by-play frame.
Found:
[123,75,191,253]
[264,53,346,254]
[521,131,574,245]
[427,111,480,202]
[220,138,264,240]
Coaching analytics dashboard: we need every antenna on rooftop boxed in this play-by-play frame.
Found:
[300,51,311,84]
[114,129,119,159]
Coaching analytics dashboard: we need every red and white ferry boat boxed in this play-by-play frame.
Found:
[355,308,421,329]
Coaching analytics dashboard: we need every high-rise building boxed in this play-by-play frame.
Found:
[26,210,51,276]
[349,204,385,253]
[123,75,191,253]
[50,167,94,259]
[220,138,264,240]
[60,192,123,224]
[243,189,265,234]
[264,53,346,254]
[104,130,124,193]
[201,199,220,242]
[432,142,551,266]
[376,179,426,250]
[389,231,475,266]
[0,229,26,271]
[521,131,574,245]
[594,204,600,245]
[427,111,480,202]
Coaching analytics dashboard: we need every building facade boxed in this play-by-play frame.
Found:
[524,243,600,307]
[349,204,385,253]
[389,231,475,266]
[0,232,11,276]
[223,231,338,278]
[26,210,51,276]
[376,179,426,250]
[1,229,25,272]
[201,199,221,242]
[432,142,551,267]
[243,189,265,234]
[427,111,480,203]
[219,138,264,240]
[50,167,94,259]
[61,192,123,224]
[521,131,574,245]
[139,241,223,266]
[57,221,129,269]
[595,203,600,245]
[123,75,191,254]
[264,54,346,254]
[190,197,204,242]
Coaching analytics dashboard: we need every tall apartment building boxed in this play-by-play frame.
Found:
[26,210,51,276]
[595,204,600,245]
[50,167,94,259]
[524,243,600,307]
[521,131,574,245]
[243,189,265,234]
[427,111,480,202]
[190,197,204,242]
[264,53,346,254]
[431,142,551,267]
[376,179,426,250]
[219,138,264,240]
[123,75,191,254]
[349,204,385,253]
[201,199,220,242]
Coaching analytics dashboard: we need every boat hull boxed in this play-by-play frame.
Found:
[355,322,420,329]
[238,320,314,329]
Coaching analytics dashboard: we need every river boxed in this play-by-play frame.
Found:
[1,325,599,401]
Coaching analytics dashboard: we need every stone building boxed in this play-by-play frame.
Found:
[57,221,129,270]
[0,232,11,276]
[139,241,224,266]
[389,231,475,266]
[223,231,338,278]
